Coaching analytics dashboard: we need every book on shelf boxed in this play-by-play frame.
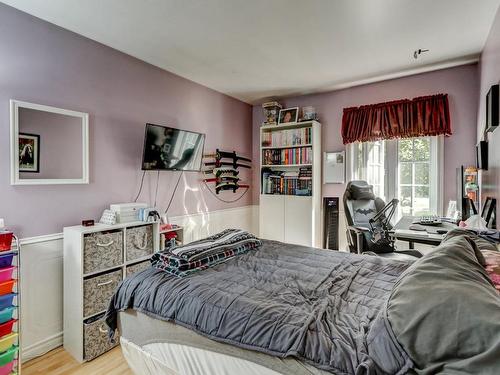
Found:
[261,127,312,147]
[262,147,312,165]
[261,167,312,196]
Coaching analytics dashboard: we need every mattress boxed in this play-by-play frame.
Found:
[118,309,329,375]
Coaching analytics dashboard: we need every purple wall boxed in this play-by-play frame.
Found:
[0,4,253,238]
[252,64,479,209]
[19,108,83,179]
[477,6,500,204]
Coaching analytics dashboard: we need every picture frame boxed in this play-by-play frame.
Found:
[18,133,40,173]
[323,151,345,184]
[278,107,299,124]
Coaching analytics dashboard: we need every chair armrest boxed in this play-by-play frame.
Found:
[348,225,370,233]
[347,226,369,254]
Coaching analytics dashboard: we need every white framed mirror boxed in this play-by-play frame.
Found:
[10,100,89,185]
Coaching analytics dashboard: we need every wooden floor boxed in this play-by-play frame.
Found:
[23,346,134,375]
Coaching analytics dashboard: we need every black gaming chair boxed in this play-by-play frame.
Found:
[343,180,422,261]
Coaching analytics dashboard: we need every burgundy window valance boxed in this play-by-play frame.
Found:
[341,93,452,144]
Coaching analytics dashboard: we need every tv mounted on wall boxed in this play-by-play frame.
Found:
[486,84,499,132]
[141,124,205,171]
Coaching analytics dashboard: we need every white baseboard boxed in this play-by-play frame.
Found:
[22,332,63,363]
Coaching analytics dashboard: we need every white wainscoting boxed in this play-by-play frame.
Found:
[18,205,257,362]
[20,234,64,362]
[169,205,258,243]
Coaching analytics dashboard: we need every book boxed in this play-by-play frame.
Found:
[261,127,312,148]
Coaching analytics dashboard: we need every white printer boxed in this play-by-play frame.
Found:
[110,203,148,223]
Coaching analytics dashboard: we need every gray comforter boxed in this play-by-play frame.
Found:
[106,240,413,374]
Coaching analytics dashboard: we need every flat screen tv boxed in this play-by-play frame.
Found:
[142,124,205,171]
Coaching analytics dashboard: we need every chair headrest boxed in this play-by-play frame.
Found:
[345,180,375,200]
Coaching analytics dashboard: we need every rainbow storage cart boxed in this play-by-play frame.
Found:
[0,233,20,375]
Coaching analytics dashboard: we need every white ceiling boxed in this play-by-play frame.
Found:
[3,0,500,104]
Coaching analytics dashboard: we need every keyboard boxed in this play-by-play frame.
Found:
[415,216,442,226]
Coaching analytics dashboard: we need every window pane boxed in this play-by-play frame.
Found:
[400,186,412,215]
[357,143,363,172]
[415,163,429,185]
[415,186,429,198]
[400,163,412,184]
[399,139,413,161]
[364,141,386,200]
[414,138,430,161]
[414,186,430,215]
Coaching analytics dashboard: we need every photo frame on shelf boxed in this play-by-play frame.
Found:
[323,151,345,184]
[278,107,299,124]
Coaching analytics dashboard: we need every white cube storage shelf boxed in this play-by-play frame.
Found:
[63,221,183,362]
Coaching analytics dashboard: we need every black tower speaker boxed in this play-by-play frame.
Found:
[323,197,339,250]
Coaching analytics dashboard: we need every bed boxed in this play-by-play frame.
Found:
[105,230,500,375]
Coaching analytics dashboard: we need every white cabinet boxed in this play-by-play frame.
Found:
[259,195,314,246]
[284,196,313,246]
[259,195,284,241]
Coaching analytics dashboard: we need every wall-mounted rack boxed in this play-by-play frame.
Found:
[203,149,251,194]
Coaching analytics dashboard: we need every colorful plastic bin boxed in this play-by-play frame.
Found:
[0,320,16,339]
[0,295,15,311]
[0,255,13,269]
[0,346,17,367]
[0,281,14,297]
[0,333,17,353]
[0,359,15,375]
[0,308,14,326]
[0,233,12,252]
[0,268,14,284]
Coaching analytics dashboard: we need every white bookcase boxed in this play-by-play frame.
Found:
[259,120,322,247]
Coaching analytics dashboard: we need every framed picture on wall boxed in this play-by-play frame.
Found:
[19,133,40,172]
[323,151,345,184]
[278,107,299,124]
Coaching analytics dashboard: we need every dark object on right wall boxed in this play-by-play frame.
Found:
[476,140,488,170]
[481,197,496,229]
[486,84,499,132]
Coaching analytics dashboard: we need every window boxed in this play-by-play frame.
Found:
[349,136,443,219]
[354,140,386,200]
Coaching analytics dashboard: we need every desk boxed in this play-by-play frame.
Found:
[392,216,457,249]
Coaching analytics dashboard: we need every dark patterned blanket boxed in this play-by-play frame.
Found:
[169,228,261,261]
[151,229,262,276]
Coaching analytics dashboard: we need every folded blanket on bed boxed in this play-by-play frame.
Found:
[169,228,261,261]
[151,229,262,277]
